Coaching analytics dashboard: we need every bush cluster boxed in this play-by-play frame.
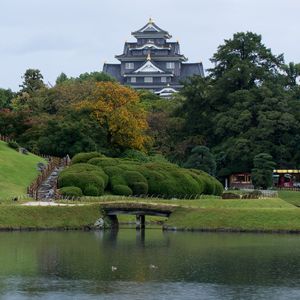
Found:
[59,186,83,197]
[7,141,19,151]
[71,152,103,164]
[58,152,223,198]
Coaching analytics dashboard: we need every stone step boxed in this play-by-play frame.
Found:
[36,166,64,201]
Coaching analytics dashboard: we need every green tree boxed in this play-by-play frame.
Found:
[0,88,15,109]
[176,31,299,174]
[184,146,216,176]
[209,32,283,93]
[283,62,300,88]
[251,153,276,189]
[77,71,115,82]
[19,69,45,94]
[55,72,68,85]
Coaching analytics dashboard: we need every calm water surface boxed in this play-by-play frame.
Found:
[1,230,300,299]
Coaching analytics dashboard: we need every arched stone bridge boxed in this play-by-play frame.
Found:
[100,201,178,229]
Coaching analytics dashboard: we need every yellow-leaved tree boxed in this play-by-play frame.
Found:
[76,82,151,151]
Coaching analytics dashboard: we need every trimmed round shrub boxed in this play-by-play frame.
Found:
[214,181,224,196]
[124,171,147,185]
[72,152,102,164]
[84,184,100,196]
[112,185,133,196]
[60,153,223,198]
[59,186,83,198]
[103,166,122,177]
[131,182,148,195]
[59,163,109,188]
[58,172,105,196]
[88,157,118,167]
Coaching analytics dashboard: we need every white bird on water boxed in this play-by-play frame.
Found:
[149,264,158,270]
[111,266,118,272]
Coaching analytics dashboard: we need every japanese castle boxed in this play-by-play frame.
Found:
[103,19,204,97]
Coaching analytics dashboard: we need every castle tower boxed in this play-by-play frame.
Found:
[103,19,204,97]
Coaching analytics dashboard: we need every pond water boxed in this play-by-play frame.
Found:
[1,230,300,299]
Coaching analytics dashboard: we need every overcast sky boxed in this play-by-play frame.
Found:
[0,0,299,90]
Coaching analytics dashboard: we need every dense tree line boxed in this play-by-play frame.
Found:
[148,32,300,183]
[1,31,300,186]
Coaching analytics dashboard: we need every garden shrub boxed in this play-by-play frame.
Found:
[131,182,148,195]
[58,153,223,198]
[72,152,102,164]
[7,141,19,151]
[84,184,101,196]
[222,192,240,199]
[214,181,224,196]
[59,186,83,198]
[242,190,262,199]
[103,166,123,177]
[110,175,127,187]
[88,157,118,167]
[60,163,109,188]
[58,172,105,196]
[112,184,133,196]
[123,171,147,185]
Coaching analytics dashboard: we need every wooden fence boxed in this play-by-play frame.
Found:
[0,134,15,143]
[27,156,70,200]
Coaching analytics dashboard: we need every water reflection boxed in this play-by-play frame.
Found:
[0,230,300,299]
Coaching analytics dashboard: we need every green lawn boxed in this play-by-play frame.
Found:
[0,204,100,229]
[0,141,46,200]
[166,207,300,232]
[69,195,294,209]
[55,195,300,231]
[278,190,300,207]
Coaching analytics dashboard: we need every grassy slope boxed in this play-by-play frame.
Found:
[0,141,45,199]
[278,190,300,207]
[0,204,100,229]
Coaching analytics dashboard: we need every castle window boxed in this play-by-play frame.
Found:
[161,77,167,83]
[166,62,175,69]
[131,77,136,83]
[144,77,153,83]
[125,62,134,69]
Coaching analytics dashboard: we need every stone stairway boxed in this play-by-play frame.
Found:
[37,166,64,201]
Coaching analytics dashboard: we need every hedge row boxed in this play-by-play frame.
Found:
[58,152,223,198]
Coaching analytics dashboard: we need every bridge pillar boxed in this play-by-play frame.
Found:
[108,215,119,229]
[136,215,145,230]
[140,215,145,230]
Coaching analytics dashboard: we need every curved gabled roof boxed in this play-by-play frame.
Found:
[132,18,172,39]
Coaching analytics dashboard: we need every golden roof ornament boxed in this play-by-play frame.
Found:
[147,53,151,61]
[149,17,154,24]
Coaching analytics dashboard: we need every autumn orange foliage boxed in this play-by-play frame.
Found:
[76,82,151,150]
